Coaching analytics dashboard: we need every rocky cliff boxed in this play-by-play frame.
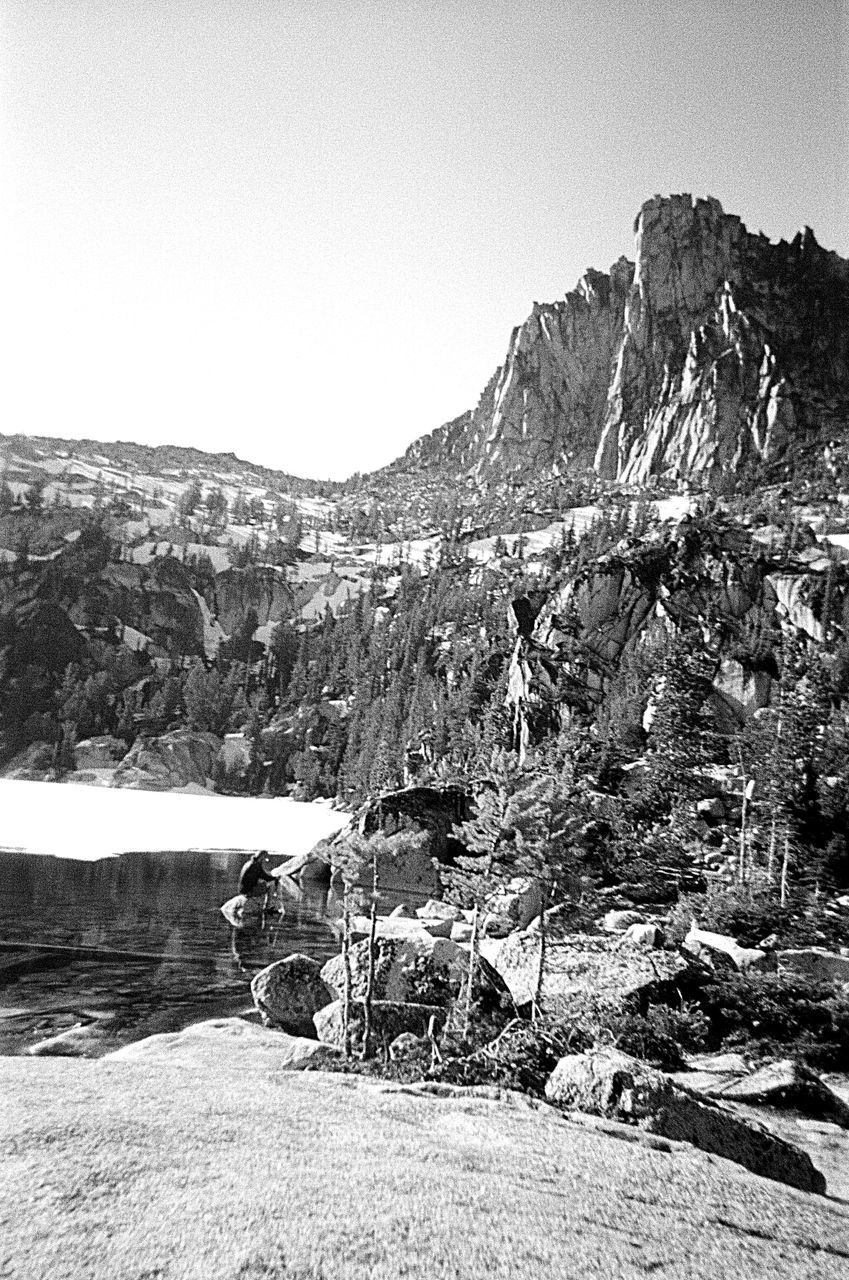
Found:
[390,195,849,488]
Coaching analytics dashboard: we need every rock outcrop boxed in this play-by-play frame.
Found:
[389,262,633,483]
[676,1058,849,1129]
[105,1018,339,1067]
[387,194,849,490]
[73,735,127,770]
[111,729,221,790]
[597,197,849,484]
[209,565,292,635]
[776,947,849,988]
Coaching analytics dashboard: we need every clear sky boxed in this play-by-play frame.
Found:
[1,1,846,480]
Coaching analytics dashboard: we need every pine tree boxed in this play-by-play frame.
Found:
[446,749,521,1035]
[505,754,583,1017]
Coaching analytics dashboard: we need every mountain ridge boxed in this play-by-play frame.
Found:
[385,193,849,492]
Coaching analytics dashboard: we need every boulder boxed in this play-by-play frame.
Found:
[220,894,265,929]
[601,909,646,933]
[250,954,336,1036]
[683,923,773,972]
[481,913,514,938]
[106,1019,338,1068]
[415,900,462,922]
[484,877,544,930]
[486,930,693,1011]
[776,948,849,987]
[526,902,580,936]
[450,922,474,943]
[28,1020,116,1058]
[388,1031,429,1061]
[697,796,726,824]
[73,735,127,770]
[686,1052,750,1074]
[321,933,510,1018]
[329,833,440,900]
[313,999,445,1050]
[618,923,662,948]
[710,1060,849,1128]
[349,915,453,941]
[545,1048,825,1195]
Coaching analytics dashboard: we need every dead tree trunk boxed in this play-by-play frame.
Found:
[362,852,379,1059]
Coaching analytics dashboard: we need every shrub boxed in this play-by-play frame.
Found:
[669,883,849,951]
[696,972,849,1070]
[614,1003,711,1070]
[668,885,792,948]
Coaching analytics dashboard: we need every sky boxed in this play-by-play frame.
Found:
[0,0,847,481]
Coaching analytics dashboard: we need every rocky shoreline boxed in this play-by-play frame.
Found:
[96,881,849,1203]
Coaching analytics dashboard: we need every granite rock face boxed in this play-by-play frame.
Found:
[388,195,849,488]
[392,261,633,483]
[111,729,221,790]
[597,195,849,483]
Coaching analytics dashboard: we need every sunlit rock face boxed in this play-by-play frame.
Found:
[390,259,634,480]
[390,194,849,487]
[596,194,849,483]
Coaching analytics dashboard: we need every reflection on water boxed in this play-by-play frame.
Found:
[0,848,340,1057]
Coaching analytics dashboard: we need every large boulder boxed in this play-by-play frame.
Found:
[321,933,510,1019]
[601,909,646,934]
[545,1048,825,1195]
[618,923,663,948]
[776,948,849,988]
[415,900,462,922]
[482,931,694,1011]
[111,729,221,791]
[683,923,773,973]
[251,954,336,1036]
[313,999,445,1051]
[28,1020,117,1058]
[329,836,440,900]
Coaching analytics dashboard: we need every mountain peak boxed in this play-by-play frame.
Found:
[388,195,849,490]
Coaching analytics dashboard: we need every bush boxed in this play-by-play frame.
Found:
[669,885,792,948]
[669,882,849,951]
[696,972,849,1070]
[430,1018,573,1095]
[614,1003,711,1070]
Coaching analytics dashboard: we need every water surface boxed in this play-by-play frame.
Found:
[0,848,339,1056]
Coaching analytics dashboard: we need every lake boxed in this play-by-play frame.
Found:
[0,847,342,1057]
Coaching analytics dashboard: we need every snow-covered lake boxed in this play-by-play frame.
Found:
[0,779,349,861]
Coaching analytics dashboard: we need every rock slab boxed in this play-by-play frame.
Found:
[545,1048,825,1195]
[485,931,693,1010]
